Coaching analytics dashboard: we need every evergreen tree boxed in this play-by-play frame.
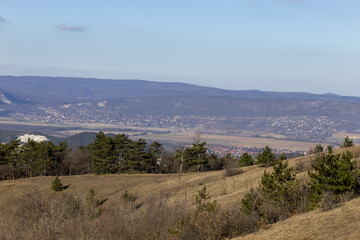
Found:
[4,140,21,180]
[278,154,287,161]
[183,141,208,170]
[22,139,51,177]
[89,131,117,174]
[38,141,56,176]
[121,139,147,172]
[0,143,6,165]
[51,176,64,191]
[195,185,217,213]
[308,150,360,207]
[113,133,130,163]
[146,141,163,173]
[313,144,324,154]
[340,136,354,148]
[256,145,277,167]
[239,152,254,167]
[53,141,69,175]
[241,188,263,215]
[86,188,99,206]
[259,159,297,205]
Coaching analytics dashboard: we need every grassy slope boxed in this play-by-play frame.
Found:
[236,197,360,240]
[0,166,264,215]
[0,146,359,239]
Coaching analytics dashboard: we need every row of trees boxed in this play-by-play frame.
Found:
[0,140,69,180]
[1,131,354,180]
[0,131,252,180]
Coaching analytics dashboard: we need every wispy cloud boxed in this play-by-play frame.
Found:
[56,24,85,32]
[0,17,7,23]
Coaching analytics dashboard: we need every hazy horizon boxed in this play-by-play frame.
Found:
[1,0,359,96]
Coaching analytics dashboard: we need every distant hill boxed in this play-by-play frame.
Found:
[53,132,116,147]
[0,88,38,106]
[1,75,359,102]
[1,75,360,142]
[0,129,25,143]
[0,129,112,147]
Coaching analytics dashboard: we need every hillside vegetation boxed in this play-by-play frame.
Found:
[236,197,360,240]
[0,145,359,239]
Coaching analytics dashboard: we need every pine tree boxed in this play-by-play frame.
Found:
[89,131,118,174]
[86,188,99,206]
[121,139,148,172]
[239,152,254,167]
[256,145,277,167]
[241,188,263,215]
[146,141,163,173]
[51,176,64,191]
[340,136,354,148]
[195,185,217,213]
[313,144,324,154]
[259,159,297,204]
[308,150,360,207]
[183,141,208,170]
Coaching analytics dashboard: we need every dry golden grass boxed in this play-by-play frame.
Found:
[331,131,360,140]
[0,165,264,215]
[137,132,323,151]
[235,197,360,240]
[0,145,359,239]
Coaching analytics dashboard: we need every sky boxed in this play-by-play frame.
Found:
[0,0,360,96]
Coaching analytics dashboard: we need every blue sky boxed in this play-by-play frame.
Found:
[0,0,359,96]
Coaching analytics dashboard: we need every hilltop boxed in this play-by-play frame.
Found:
[1,145,359,239]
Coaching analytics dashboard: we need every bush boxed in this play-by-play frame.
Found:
[170,185,243,240]
[224,157,243,177]
[241,188,263,216]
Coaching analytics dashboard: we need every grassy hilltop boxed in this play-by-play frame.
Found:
[0,146,359,239]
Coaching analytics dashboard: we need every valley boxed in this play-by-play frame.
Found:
[1,76,360,148]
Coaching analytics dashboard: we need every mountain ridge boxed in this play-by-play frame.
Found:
[1,75,358,103]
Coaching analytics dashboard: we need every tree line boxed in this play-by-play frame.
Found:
[1,131,351,181]
[0,131,243,180]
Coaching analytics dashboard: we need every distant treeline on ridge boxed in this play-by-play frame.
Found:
[0,131,264,180]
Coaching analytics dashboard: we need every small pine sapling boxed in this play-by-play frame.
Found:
[51,176,64,191]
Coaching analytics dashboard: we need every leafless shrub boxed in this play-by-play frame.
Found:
[292,182,312,214]
[294,160,306,173]
[224,159,243,178]
[351,147,360,158]
[320,191,355,211]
